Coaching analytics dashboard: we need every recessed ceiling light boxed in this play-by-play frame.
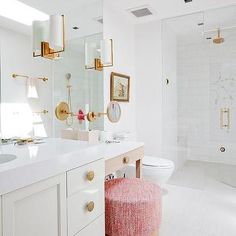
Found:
[72,26,79,30]
[0,0,49,26]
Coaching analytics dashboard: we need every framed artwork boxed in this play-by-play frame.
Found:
[110,72,130,102]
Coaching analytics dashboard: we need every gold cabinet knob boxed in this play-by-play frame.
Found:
[123,157,129,164]
[87,201,95,212]
[87,171,95,181]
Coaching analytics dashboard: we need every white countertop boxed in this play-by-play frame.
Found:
[0,138,144,195]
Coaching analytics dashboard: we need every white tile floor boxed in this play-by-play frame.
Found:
[160,161,236,236]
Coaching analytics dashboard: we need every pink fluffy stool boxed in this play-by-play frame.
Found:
[105,178,162,236]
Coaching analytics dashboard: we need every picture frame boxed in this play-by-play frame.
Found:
[110,72,130,102]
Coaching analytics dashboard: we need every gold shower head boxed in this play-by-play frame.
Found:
[213,29,224,44]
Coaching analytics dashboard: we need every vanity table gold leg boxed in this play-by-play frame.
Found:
[136,159,142,178]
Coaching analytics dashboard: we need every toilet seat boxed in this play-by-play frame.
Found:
[143,156,174,169]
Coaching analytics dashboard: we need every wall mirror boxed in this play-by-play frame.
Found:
[0,0,103,139]
[53,33,104,137]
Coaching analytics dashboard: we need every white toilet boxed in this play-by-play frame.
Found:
[141,156,175,185]
[124,156,175,185]
[114,132,175,185]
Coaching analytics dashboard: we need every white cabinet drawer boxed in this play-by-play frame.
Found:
[67,159,105,196]
[75,215,105,236]
[67,181,104,236]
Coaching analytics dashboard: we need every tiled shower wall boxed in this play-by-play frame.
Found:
[177,39,236,165]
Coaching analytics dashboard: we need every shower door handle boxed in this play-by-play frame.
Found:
[220,108,230,129]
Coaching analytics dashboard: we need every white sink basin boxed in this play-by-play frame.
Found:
[0,154,17,164]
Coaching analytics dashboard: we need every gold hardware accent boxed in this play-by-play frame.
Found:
[16,138,34,143]
[33,15,65,60]
[87,112,97,122]
[123,157,129,164]
[55,102,70,121]
[34,110,49,115]
[94,58,103,71]
[87,201,95,212]
[98,112,107,117]
[41,42,60,60]
[220,108,230,129]
[12,74,48,82]
[87,171,95,181]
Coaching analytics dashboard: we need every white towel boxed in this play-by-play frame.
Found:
[27,78,38,98]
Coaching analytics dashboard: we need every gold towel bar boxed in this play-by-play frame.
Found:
[33,110,49,114]
[12,74,48,82]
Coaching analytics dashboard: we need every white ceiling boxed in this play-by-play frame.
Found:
[0,0,103,40]
[108,0,236,24]
[0,0,236,39]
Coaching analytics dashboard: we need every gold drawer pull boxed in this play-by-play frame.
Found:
[123,157,129,164]
[87,171,95,181]
[87,201,95,212]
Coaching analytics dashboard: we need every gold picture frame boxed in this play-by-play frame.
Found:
[110,72,130,102]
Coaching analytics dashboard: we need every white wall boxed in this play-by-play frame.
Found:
[102,8,174,158]
[103,1,136,133]
[0,27,52,138]
[135,20,163,156]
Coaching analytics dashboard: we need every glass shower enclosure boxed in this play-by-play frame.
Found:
[162,5,236,188]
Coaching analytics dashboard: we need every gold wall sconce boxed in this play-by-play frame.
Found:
[32,15,65,60]
[85,39,113,71]
[12,74,48,82]
[220,108,230,129]
[55,101,121,123]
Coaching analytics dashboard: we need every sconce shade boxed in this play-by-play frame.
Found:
[84,38,113,70]
[85,42,97,69]
[32,20,49,55]
[32,14,64,59]
[49,15,64,51]
[101,39,113,66]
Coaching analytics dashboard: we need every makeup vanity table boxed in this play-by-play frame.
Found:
[0,138,144,236]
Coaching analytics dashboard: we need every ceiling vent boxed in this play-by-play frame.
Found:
[129,6,154,18]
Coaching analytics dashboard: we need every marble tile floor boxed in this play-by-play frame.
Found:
[160,161,236,236]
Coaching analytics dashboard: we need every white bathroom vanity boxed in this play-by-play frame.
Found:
[0,138,144,236]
